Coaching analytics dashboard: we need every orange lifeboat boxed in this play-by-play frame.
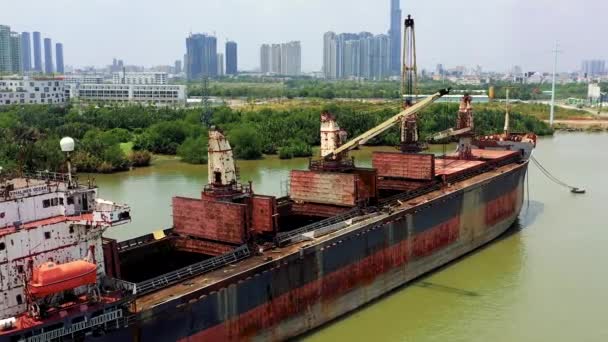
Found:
[28,260,97,298]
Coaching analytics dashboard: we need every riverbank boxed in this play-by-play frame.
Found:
[549,119,608,132]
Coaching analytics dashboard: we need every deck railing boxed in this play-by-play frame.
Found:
[135,244,251,296]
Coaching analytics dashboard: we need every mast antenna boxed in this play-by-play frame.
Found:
[549,41,562,127]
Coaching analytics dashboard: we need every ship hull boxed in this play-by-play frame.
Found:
[10,162,525,342]
[121,162,527,342]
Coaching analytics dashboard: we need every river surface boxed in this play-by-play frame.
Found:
[94,133,608,342]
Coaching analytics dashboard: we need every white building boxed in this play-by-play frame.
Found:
[588,83,601,103]
[62,74,105,84]
[111,72,167,85]
[0,77,66,105]
[70,83,186,106]
[217,53,224,76]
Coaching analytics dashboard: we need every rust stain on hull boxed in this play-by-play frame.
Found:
[174,163,527,342]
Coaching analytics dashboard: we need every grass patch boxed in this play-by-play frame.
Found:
[120,142,134,154]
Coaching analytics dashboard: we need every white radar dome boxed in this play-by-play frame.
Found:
[60,137,75,152]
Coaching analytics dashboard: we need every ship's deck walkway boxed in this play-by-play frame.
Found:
[135,160,527,312]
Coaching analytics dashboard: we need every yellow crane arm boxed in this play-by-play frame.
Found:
[325,88,451,160]
[428,127,472,141]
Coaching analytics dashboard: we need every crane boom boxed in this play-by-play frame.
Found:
[325,88,450,160]
[428,127,472,142]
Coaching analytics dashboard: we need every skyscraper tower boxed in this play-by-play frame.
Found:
[323,32,337,79]
[0,25,10,73]
[225,41,237,75]
[20,32,31,72]
[44,38,53,74]
[260,44,270,74]
[186,33,218,80]
[32,31,42,72]
[9,32,22,73]
[389,0,402,76]
[55,42,64,74]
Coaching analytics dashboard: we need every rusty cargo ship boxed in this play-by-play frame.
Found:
[0,90,537,341]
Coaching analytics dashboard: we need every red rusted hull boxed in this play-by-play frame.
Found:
[118,162,528,342]
[3,162,526,342]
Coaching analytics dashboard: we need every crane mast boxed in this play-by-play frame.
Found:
[400,14,423,152]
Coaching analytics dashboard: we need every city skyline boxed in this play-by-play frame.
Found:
[1,0,607,73]
[0,24,65,74]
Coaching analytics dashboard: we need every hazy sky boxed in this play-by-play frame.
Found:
[2,0,606,72]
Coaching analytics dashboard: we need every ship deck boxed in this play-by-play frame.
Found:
[0,214,94,237]
[134,160,527,312]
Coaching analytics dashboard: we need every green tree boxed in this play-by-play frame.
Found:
[177,136,208,164]
[229,126,263,159]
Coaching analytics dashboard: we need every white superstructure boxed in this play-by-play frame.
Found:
[0,171,130,319]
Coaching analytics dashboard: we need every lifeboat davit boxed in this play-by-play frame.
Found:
[28,260,97,298]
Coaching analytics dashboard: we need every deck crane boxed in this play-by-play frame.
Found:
[400,14,424,152]
[427,94,474,143]
[426,94,475,159]
[322,88,450,162]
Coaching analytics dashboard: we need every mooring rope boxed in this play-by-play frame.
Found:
[530,154,584,192]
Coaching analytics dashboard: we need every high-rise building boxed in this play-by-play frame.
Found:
[55,42,64,74]
[581,60,606,77]
[9,32,22,73]
[0,25,10,73]
[281,41,301,75]
[260,44,271,74]
[32,31,42,72]
[261,41,301,76]
[323,32,337,79]
[323,32,390,80]
[271,44,281,74]
[435,64,444,76]
[374,34,391,79]
[43,38,53,74]
[217,53,224,76]
[174,59,182,74]
[225,41,237,75]
[389,0,401,75]
[185,33,218,80]
[0,26,23,74]
[20,32,31,72]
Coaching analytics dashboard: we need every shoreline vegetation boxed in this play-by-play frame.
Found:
[186,78,608,103]
[0,99,560,174]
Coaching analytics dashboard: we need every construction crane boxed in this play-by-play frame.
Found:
[324,88,450,161]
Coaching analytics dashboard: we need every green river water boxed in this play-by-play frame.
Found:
[94,133,608,342]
